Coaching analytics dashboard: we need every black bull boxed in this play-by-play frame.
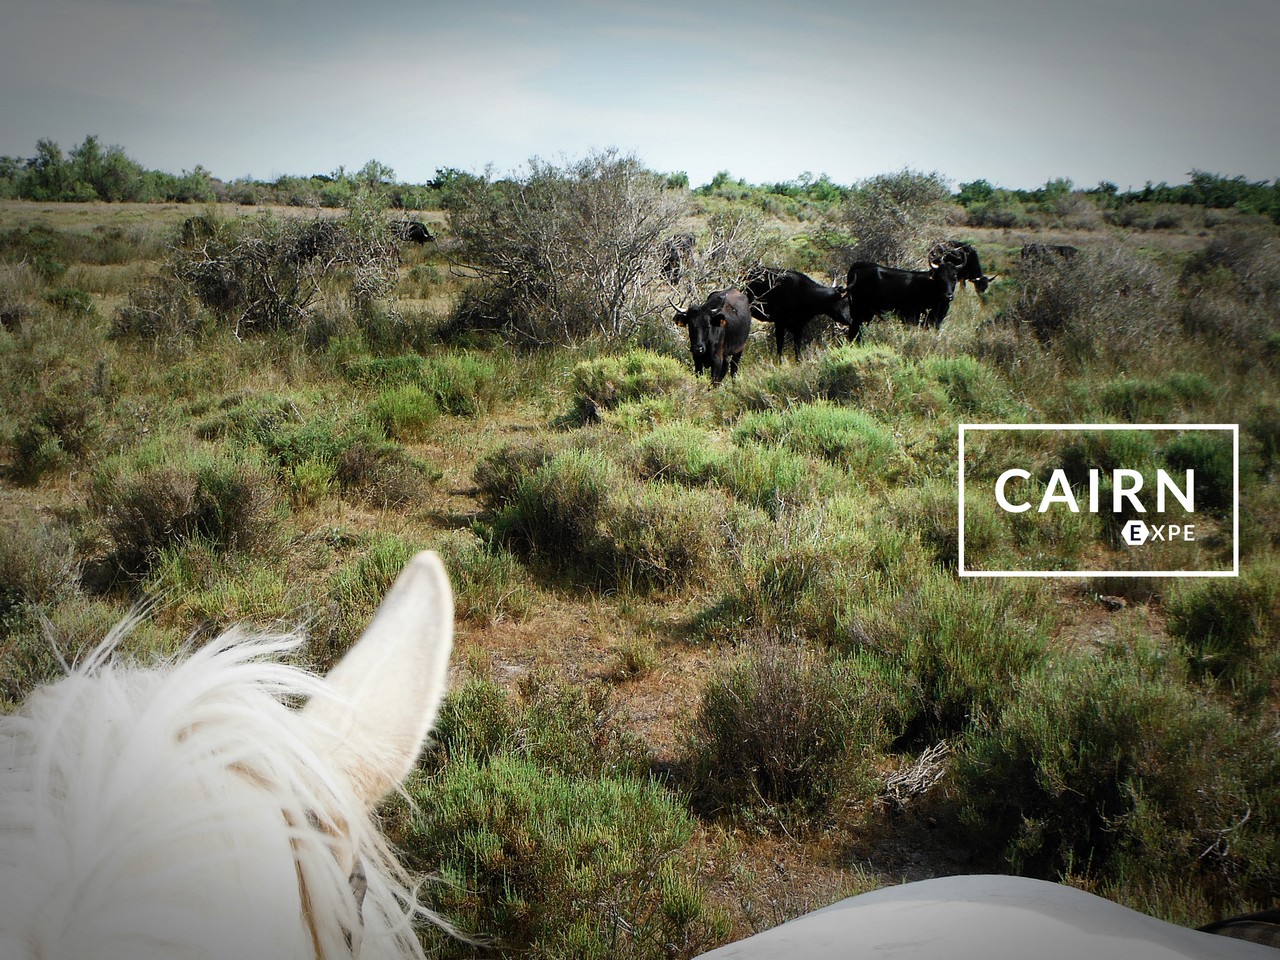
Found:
[844,261,960,340]
[742,268,853,359]
[673,289,752,383]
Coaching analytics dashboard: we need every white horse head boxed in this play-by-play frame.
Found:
[0,550,453,960]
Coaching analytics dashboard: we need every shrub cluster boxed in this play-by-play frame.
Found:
[489,446,729,589]
[395,675,726,960]
[953,645,1280,912]
[683,643,902,824]
[1000,247,1176,357]
[87,440,280,581]
[447,150,687,344]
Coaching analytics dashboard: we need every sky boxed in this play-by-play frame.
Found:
[1,0,1277,192]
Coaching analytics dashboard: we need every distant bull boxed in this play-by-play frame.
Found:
[659,232,696,284]
[391,220,435,244]
[928,240,997,292]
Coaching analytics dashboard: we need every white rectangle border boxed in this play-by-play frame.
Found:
[958,423,1239,578]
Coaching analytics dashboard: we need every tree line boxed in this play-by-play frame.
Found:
[2,135,1277,224]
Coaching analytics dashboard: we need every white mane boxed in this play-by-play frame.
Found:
[0,551,454,960]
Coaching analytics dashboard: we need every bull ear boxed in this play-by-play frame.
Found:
[675,315,688,327]
[718,315,727,327]
[301,550,454,810]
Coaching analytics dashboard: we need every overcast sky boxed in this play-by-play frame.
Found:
[1,0,1276,191]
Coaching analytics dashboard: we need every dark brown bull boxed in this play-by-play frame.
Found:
[672,289,752,383]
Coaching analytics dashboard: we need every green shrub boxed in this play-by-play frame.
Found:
[472,438,559,513]
[1162,431,1234,511]
[1000,248,1175,358]
[719,442,812,516]
[343,350,503,417]
[419,351,501,416]
[1095,373,1213,422]
[733,403,899,476]
[0,518,78,624]
[845,572,1048,740]
[285,456,336,507]
[495,449,726,589]
[43,287,97,318]
[431,673,650,781]
[1165,558,1280,689]
[684,644,902,824]
[567,350,693,425]
[432,529,536,625]
[920,355,1015,418]
[403,755,724,959]
[697,495,890,645]
[88,441,279,580]
[633,423,721,485]
[365,383,440,440]
[333,440,438,507]
[952,647,1280,909]
[317,533,421,666]
[495,448,616,575]
[395,672,723,959]
[604,483,727,588]
[9,378,105,484]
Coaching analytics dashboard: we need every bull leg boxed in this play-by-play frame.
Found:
[728,351,741,379]
[792,327,803,362]
[774,325,786,360]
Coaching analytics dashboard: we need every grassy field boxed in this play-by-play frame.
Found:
[1,185,1278,957]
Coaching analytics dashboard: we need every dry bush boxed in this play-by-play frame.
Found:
[831,169,953,268]
[1001,246,1177,357]
[115,203,399,341]
[447,149,687,344]
[1180,225,1280,349]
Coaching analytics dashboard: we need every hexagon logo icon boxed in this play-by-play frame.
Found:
[1122,519,1150,546]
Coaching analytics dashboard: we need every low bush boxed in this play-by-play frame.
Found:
[404,755,724,959]
[472,438,560,512]
[315,533,422,667]
[87,440,279,581]
[1162,431,1234,511]
[1000,248,1175,358]
[494,448,728,589]
[365,383,440,440]
[567,349,694,425]
[343,350,504,417]
[9,382,105,483]
[394,674,723,959]
[684,643,903,824]
[332,440,438,508]
[952,646,1280,911]
[1164,557,1280,693]
[432,529,536,625]
[843,572,1049,741]
[733,403,900,478]
[0,518,79,624]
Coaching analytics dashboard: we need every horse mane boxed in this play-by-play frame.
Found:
[0,621,439,960]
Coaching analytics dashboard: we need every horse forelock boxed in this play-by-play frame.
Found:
[0,626,435,960]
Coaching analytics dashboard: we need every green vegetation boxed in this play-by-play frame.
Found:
[2,145,1278,951]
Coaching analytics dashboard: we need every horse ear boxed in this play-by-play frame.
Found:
[301,550,454,809]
